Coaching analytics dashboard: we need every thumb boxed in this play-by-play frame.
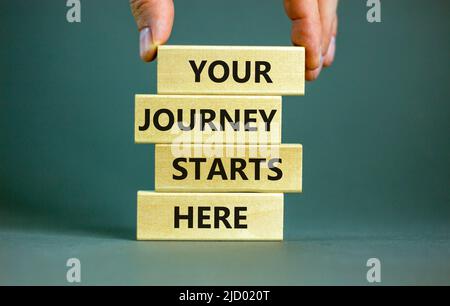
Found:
[284,0,323,81]
[130,0,174,62]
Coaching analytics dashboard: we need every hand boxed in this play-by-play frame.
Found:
[130,0,174,62]
[130,0,338,82]
[284,0,338,81]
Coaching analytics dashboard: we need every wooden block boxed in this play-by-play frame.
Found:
[137,191,283,240]
[135,94,282,144]
[157,45,305,96]
[154,144,302,193]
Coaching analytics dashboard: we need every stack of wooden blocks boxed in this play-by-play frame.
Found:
[135,45,305,240]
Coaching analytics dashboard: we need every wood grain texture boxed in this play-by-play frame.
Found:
[157,45,305,95]
[135,94,282,144]
[137,191,283,240]
[154,144,302,193]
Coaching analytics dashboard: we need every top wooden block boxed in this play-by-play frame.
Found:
[157,45,305,96]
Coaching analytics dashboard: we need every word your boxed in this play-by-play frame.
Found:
[66,0,81,23]
[138,108,277,132]
[174,206,247,229]
[189,60,273,83]
[172,158,283,180]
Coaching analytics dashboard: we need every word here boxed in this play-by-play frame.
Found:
[137,191,283,240]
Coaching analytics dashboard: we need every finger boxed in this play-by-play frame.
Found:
[130,0,174,62]
[318,0,338,57]
[284,0,322,71]
[305,60,323,81]
[323,16,337,67]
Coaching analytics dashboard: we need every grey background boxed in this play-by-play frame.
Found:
[0,0,449,285]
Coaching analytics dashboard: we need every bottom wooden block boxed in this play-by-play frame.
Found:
[137,191,283,241]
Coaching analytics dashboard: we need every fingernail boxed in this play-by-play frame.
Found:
[330,36,336,51]
[139,27,156,61]
[329,36,336,61]
[323,36,336,67]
